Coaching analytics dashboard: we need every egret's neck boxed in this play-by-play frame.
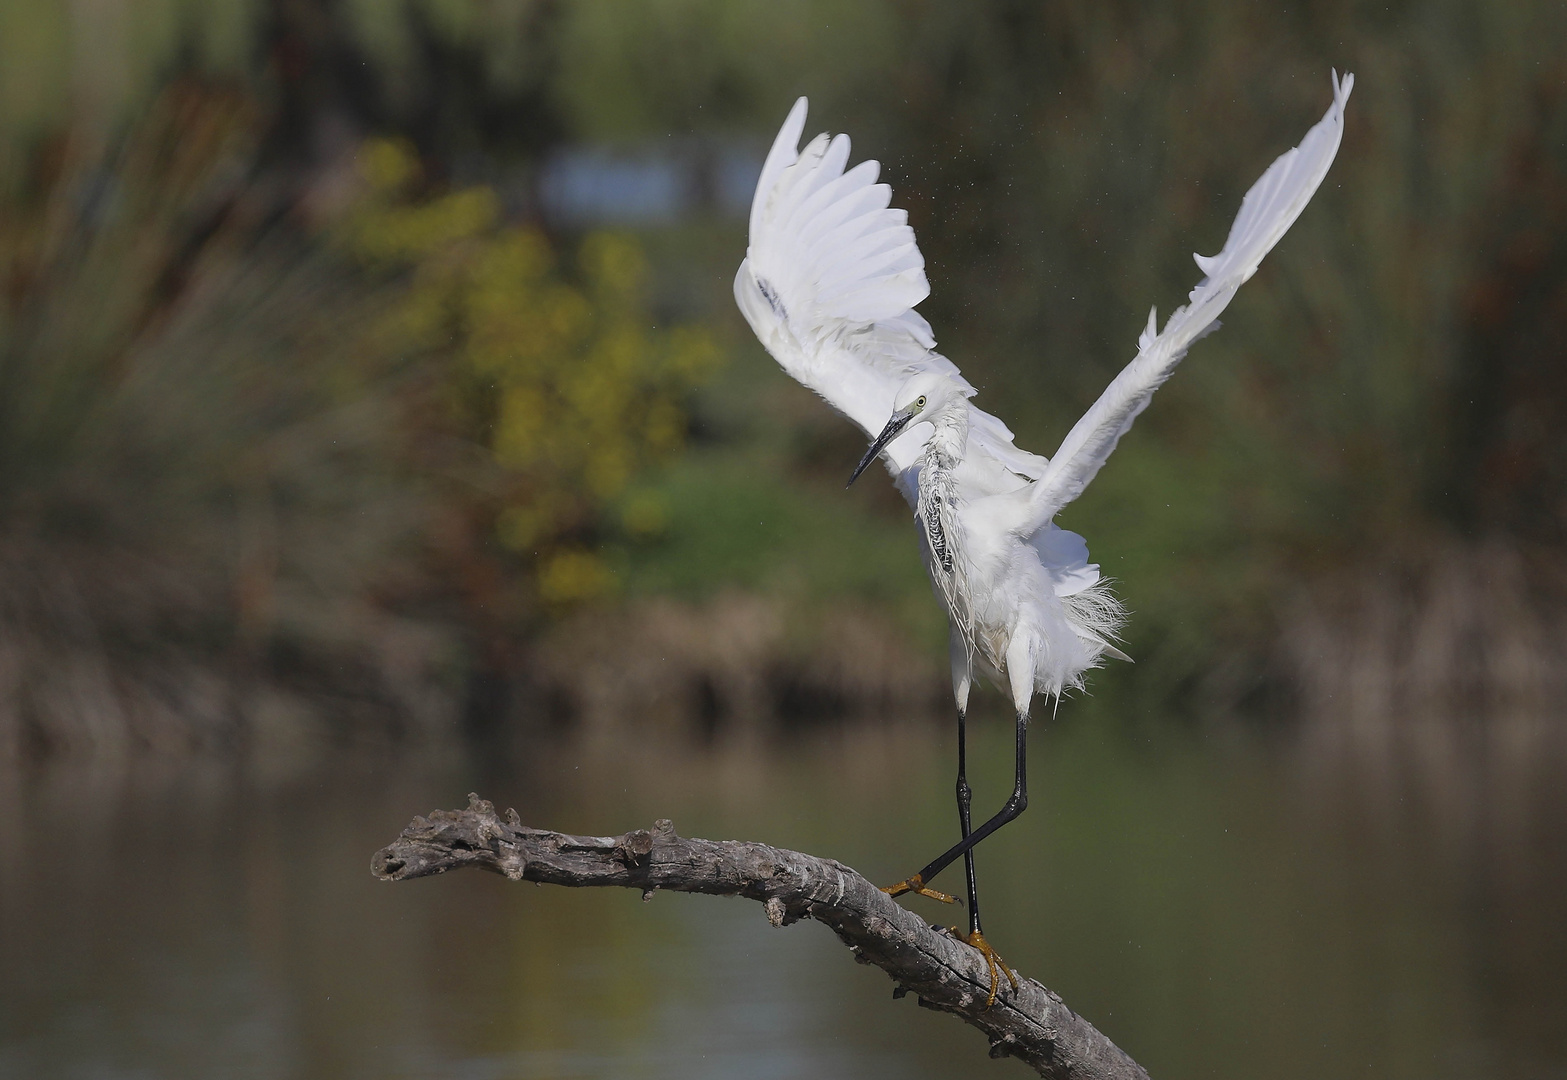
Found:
[915,403,972,637]
[922,405,969,470]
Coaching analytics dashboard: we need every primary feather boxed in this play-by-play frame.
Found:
[736,73,1353,710]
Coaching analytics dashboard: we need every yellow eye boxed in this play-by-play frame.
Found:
[915,395,927,408]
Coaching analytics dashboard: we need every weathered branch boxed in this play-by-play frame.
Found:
[372,794,1149,1080]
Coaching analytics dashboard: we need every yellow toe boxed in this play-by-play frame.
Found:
[961,929,1019,1008]
[879,873,957,904]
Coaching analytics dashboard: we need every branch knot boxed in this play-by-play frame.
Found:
[615,828,655,867]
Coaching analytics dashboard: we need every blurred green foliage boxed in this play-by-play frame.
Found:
[342,137,720,610]
[0,84,459,757]
[0,76,720,755]
[1,0,1565,747]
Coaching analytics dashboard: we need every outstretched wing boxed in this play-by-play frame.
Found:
[1014,70,1354,532]
[735,98,1049,490]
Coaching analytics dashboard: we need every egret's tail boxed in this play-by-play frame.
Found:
[1063,577,1130,676]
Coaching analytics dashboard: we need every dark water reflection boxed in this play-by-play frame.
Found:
[1,716,1564,1080]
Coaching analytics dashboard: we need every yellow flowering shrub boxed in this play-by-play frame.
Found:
[343,138,720,613]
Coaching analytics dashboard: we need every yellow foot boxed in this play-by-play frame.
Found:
[879,873,957,905]
[959,929,1019,1009]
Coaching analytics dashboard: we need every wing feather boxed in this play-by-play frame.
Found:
[795,163,882,244]
[1014,70,1354,532]
[736,97,1045,485]
[748,99,808,239]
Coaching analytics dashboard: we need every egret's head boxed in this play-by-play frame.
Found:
[847,372,967,487]
[891,371,966,418]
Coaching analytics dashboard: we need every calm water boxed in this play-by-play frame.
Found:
[1,714,1564,1080]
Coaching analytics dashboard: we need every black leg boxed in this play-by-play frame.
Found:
[917,710,1028,889]
[955,709,982,936]
[878,703,1026,1005]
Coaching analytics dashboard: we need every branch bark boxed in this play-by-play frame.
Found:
[372,794,1150,1080]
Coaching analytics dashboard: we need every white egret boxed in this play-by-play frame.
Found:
[735,72,1353,1004]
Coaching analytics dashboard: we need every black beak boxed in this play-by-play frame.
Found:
[847,410,914,488]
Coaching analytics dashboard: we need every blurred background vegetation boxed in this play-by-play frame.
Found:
[0,0,1564,764]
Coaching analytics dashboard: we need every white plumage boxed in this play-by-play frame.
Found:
[735,72,1353,718]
